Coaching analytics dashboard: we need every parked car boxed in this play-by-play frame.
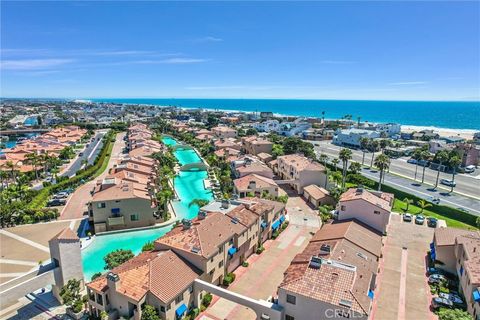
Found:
[403,213,412,222]
[440,179,456,187]
[439,293,464,305]
[464,165,475,173]
[428,274,446,285]
[427,217,438,228]
[432,297,453,309]
[53,192,69,199]
[79,152,84,156]
[415,215,425,225]
[418,159,430,167]
[431,197,440,204]
[407,158,417,164]
[47,199,66,207]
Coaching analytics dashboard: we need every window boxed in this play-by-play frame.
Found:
[160,306,165,313]
[175,293,183,304]
[286,315,295,320]
[218,261,224,268]
[229,238,234,245]
[105,294,110,306]
[374,210,381,215]
[340,205,346,211]
[210,270,215,276]
[286,294,296,305]
[97,202,106,209]
[189,286,193,293]
[130,214,139,221]
[96,293,103,306]
[219,246,224,253]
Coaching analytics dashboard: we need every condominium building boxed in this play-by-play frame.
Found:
[332,129,380,148]
[211,126,237,138]
[276,154,328,194]
[234,173,279,198]
[337,188,393,234]
[241,136,273,156]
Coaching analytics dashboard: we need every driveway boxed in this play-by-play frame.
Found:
[372,214,436,320]
[60,132,125,220]
[201,193,320,320]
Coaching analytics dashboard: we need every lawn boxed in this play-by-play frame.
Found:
[393,199,477,230]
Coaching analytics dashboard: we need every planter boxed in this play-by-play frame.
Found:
[66,307,85,320]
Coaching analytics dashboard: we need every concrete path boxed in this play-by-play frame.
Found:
[0,230,49,253]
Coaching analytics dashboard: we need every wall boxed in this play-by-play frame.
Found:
[338,199,390,234]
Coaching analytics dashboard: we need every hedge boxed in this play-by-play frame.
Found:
[28,131,116,210]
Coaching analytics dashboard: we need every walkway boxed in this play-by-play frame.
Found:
[372,214,436,320]
[201,196,320,320]
[60,132,125,220]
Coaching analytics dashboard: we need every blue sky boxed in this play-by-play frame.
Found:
[1,1,479,100]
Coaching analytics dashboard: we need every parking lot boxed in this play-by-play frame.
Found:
[373,214,436,320]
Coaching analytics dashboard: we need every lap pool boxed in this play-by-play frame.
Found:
[81,136,213,280]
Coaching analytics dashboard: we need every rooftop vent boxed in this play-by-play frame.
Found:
[309,256,322,269]
[356,187,364,194]
[320,244,331,255]
[357,252,368,260]
[198,211,207,220]
[182,219,192,230]
[231,217,239,224]
[221,200,230,209]
[191,246,200,254]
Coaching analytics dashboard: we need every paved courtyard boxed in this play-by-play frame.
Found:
[200,192,320,320]
[372,214,436,320]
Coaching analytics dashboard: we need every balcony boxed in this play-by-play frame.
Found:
[108,216,125,226]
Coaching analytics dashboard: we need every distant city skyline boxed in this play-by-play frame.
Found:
[1,1,479,101]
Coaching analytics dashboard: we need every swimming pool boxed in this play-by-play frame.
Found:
[81,136,212,280]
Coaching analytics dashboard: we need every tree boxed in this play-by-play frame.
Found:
[403,198,413,212]
[437,308,472,320]
[433,150,449,189]
[245,128,257,136]
[91,272,102,281]
[282,137,315,158]
[25,153,40,180]
[141,304,161,320]
[476,216,480,229]
[59,279,83,312]
[419,150,430,184]
[318,154,329,188]
[188,198,210,208]
[271,144,284,159]
[369,140,379,168]
[142,241,155,252]
[349,162,362,175]
[412,149,422,181]
[329,171,342,187]
[331,158,339,172]
[339,148,352,189]
[319,205,333,223]
[448,155,461,193]
[379,139,391,154]
[417,199,432,214]
[104,249,134,270]
[359,137,369,166]
[374,154,390,191]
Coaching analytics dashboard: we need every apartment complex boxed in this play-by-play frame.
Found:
[241,136,273,156]
[276,154,328,194]
[337,188,393,234]
[88,124,163,233]
[432,228,480,319]
[233,173,279,198]
[86,198,286,319]
[278,220,382,320]
[211,126,237,138]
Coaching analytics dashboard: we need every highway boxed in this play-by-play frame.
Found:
[309,140,480,215]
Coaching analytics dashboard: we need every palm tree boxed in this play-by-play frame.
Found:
[188,198,210,208]
[349,161,362,174]
[403,198,413,212]
[5,161,16,182]
[379,139,391,154]
[433,150,449,190]
[374,154,390,191]
[359,137,369,166]
[0,170,8,188]
[369,140,379,168]
[417,199,432,214]
[339,148,352,189]
[331,158,339,172]
[25,152,40,180]
[319,154,329,188]
[329,171,342,187]
[412,149,422,181]
[448,155,461,193]
[419,150,430,184]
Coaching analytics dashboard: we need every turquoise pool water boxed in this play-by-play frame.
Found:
[81,136,212,280]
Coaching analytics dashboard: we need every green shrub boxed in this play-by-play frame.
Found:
[202,293,213,307]
[222,272,236,286]
[272,230,280,239]
[256,246,265,254]
[281,221,289,230]
[242,261,249,267]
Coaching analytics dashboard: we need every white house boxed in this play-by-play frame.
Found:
[332,129,380,148]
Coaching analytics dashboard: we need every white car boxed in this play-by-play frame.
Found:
[440,179,456,187]
[464,165,475,173]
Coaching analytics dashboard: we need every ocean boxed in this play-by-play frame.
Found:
[92,99,480,130]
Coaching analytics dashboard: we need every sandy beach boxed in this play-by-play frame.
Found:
[401,125,477,140]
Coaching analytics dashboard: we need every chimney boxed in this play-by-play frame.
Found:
[221,200,230,209]
[356,187,364,194]
[198,211,207,220]
[182,219,192,230]
[106,272,119,291]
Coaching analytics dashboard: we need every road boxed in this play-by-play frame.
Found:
[60,130,106,178]
[309,140,480,215]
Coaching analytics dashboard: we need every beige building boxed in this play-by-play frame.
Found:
[432,228,480,319]
[234,173,279,198]
[337,188,393,234]
[276,154,328,194]
[89,177,160,233]
[242,136,273,156]
[212,126,237,138]
[278,220,382,320]
[232,157,275,179]
[302,184,335,208]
